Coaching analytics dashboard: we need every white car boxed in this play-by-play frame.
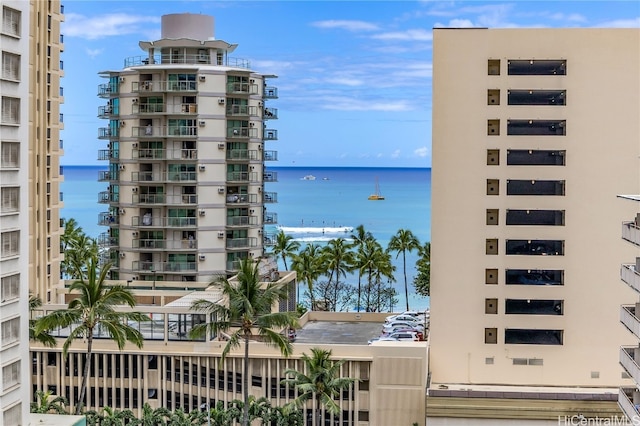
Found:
[385,311,420,322]
[385,314,423,325]
[386,331,421,341]
[382,321,425,334]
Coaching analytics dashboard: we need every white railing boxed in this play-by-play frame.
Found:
[620,346,640,385]
[618,387,640,423]
[621,305,640,340]
[622,222,640,247]
[622,264,640,294]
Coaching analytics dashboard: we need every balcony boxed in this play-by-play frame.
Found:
[227,149,259,161]
[132,126,198,138]
[97,149,118,161]
[97,233,118,247]
[226,193,258,204]
[131,170,196,183]
[98,191,119,203]
[133,148,166,160]
[226,82,254,95]
[226,216,257,227]
[98,105,115,118]
[263,192,277,203]
[226,104,254,116]
[167,171,197,182]
[132,103,165,114]
[98,170,114,182]
[623,222,640,247]
[131,171,156,182]
[226,172,258,183]
[621,264,640,294]
[620,346,640,385]
[263,107,278,119]
[264,212,278,224]
[131,80,198,93]
[133,216,197,228]
[98,128,118,139]
[227,127,257,139]
[263,233,276,246]
[226,237,258,249]
[264,129,278,140]
[263,150,278,161]
[98,212,119,226]
[619,388,640,423]
[226,260,242,271]
[124,54,250,69]
[132,261,197,273]
[264,87,278,99]
[622,305,640,340]
[97,83,117,98]
[263,171,278,182]
[133,194,199,206]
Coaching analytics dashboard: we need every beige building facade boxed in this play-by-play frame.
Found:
[430,27,640,393]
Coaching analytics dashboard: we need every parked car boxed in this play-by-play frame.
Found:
[386,331,421,341]
[383,321,425,334]
[367,336,399,345]
[384,314,423,324]
[385,311,420,322]
[383,327,424,341]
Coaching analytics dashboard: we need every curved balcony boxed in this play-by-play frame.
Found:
[226,216,257,227]
[263,107,278,119]
[263,171,278,182]
[264,212,278,224]
[97,149,118,161]
[263,192,277,203]
[98,127,119,139]
[97,232,118,248]
[621,264,640,294]
[226,237,258,249]
[623,221,640,247]
[621,305,640,340]
[263,150,278,161]
[620,346,640,385]
[98,170,115,182]
[98,105,116,118]
[264,87,278,99]
[97,83,117,98]
[124,54,250,68]
[98,212,119,226]
[98,191,119,204]
[264,129,278,140]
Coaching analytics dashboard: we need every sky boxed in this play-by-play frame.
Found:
[59,1,640,168]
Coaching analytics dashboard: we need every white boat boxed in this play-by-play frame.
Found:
[301,175,316,180]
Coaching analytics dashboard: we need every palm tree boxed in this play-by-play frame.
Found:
[291,243,323,309]
[414,241,431,297]
[358,239,385,312]
[321,238,355,311]
[29,295,56,347]
[388,229,420,311]
[350,225,374,312]
[98,406,136,426]
[189,258,299,426]
[138,402,170,426]
[282,348,358,425]
[35,259,150,415]
[272,230,300,271]
[31,389,68,414]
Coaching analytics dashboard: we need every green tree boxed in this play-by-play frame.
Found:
[272,230,300,271]
[359,239,388,312]
[98,406,136,426]
[388,229,421,311]
[29,295,56,347]
[414,242,431,297]
[321,238,355,311]
[189,259,299,426]
[282,348,358,425]
[30,389,68,414]
[350,225,374,312]
[291,243,323,309]
[35,259,149,415]
[138,402,170,426]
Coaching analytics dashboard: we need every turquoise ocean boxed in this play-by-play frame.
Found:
[61,166,431,311]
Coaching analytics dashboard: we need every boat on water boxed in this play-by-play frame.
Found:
[368,177,385,200]
[301,175,316,180]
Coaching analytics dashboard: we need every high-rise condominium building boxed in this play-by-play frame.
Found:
[97,13,278,283]
[429,28,640,421]
[2,1,64,423]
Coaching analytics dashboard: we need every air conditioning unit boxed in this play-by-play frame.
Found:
[199,120,206,127]
[132,187,138,193]
[199,75,206,81]
[119,208,126,214]
[198,254,206,261]
[218,99,225,105]
[119,165,125,170]
[217,232,225,238]
[258,101,263,107]
[250,79,255,84]
[120,120,126,127]
[198,165,205,172]
[258,144,262,150]
[132,276,139,281]
[132,231,138,237]
[257,187,262,192]
[217,143,225,149]
[249,252,254,257]
[119,77,125,83]
[258,229,262,235]
[119,252,126,258]
[132,98,138,103]
[218,187,225,194]
[132,143,138,148]
[199,209,206,216]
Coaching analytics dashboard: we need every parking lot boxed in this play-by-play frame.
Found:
[294,320,383,345]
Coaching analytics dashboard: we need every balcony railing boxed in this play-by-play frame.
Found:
[620,346,640,385]
[623,222,640,247]
[263,171,278,182]
[98,212,119,226]
[226,216,257,226]
[227,149,259,161]
[131,261,197,273]
[124,54,250,69]
[263,192,277,203]
[131,80,198,93]
[226,82,258,95]
[263,107,278,119]
[133,194,198,205]
[621,264,640,294]
[264,129,278,140]
[98,170,115,182]
[226,237,258,249]
[263,150,278,161]
[227,127,258,139]
[98,191,119,203]
[226,260,242,271]
[621,305,640,340]
[132,103,165,114]
[264,87,278,99]
[226,105,257,116]
[618,388,640,423]
[97,149,118,161]
[98,105,116,118]
[97,83,117,98]
[263,233,275,246]
[226,193,258,204]
[98,128,119,139]
[130,171,197,182]
[133,216,197,228]
[133,238,197,250]
[132,126,198,138]
[97,233,118,247]
[226,172,258,183]
[264,212,278,224]
[133,148,166,160]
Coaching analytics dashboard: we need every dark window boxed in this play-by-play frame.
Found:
[485,328,497,344]
[508,90,566,105]
[506,210,564,226]
[507,60,566,75]
[505,329,563,345]
[505,269,563,286]
[507,180,565,196]
[251,375,262,387]
[505,299,563,315]
[507,150,565,166]
[506,240,564,256]
[507,120,566,136]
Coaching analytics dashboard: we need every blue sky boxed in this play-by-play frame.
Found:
[60,1,639,167]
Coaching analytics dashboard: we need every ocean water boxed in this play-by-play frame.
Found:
[61,165,431,310]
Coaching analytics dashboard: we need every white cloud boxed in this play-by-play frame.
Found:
[391,150,401,159]
[325,77,364,86]
[63,13,161,40]
[434,19,476,28]
[414,147,429,158]
[311,20,380,32]
[320,97,412,112]
[595,17,640,28]
[371,29,433,41]
[85,48,103,58]
[377,153,384,158]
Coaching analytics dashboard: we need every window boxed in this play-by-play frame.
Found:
[508,90,565,105]
[507,180,565,196]
[1,231,19,257]
[1,142,19,167]
[2,360,20,389]
[505,209,565,226]
[507,120,566,136]
[1,52,20,81]
[1,274,19,302]
[2,403,21,426]
[505,239,564,256]
[1,97,20,124]
[2,7,21,37]
[508,59,566,75]
[1,317,20,346]
[507,150,565,166]
[1,187,19,213]
[505,299,563,315]
[505,269,563,286]
[505,329,563,345]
